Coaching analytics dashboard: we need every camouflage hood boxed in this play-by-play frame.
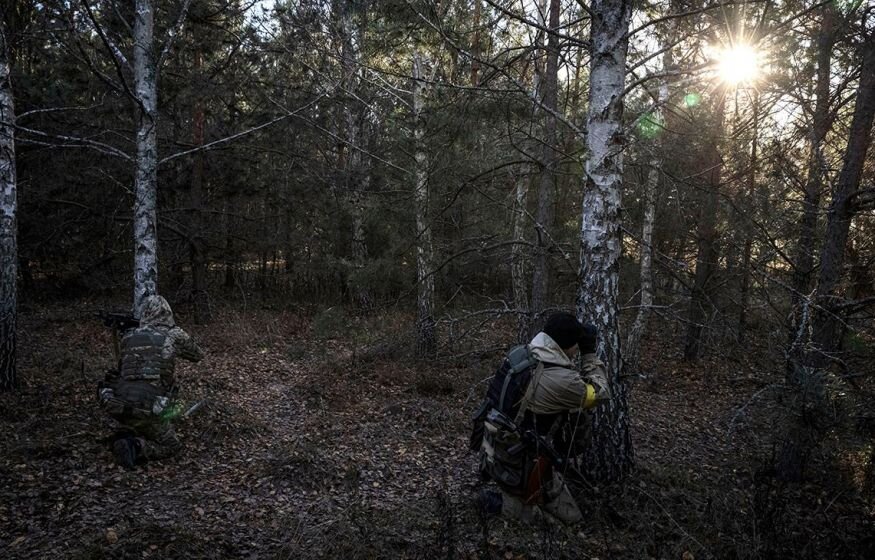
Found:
[140,295,176,328]
[529,332,574,368]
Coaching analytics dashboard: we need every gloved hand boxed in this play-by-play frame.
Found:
[578,323,597,355]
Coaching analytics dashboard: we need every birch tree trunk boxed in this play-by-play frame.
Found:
[511,175,529,344]
[625,32,673,374]
[413,51,435,357]
[684,93,725,361]
[529,0,560,333]
[0,28,17,392]
[809,30,875,364]
[576,0,633,482]
[132,0,159,316]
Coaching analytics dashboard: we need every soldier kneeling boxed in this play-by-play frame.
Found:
[472,312,610,524]
[99,296,204,468]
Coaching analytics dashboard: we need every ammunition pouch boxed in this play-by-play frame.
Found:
[480,409,530,490]
[98,380,170,421]
[469,400,490,451]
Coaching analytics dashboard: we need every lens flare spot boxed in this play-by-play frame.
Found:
[637,112,664,139]
[683,93,701,108]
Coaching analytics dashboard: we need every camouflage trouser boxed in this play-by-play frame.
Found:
[119,416,181,460]
[500,473,582,525]
[499,457,583,526]
[101,380,181,461]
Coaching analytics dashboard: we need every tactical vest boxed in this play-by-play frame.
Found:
[119,328,173,384]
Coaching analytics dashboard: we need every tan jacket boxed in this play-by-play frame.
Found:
[525,332,611,415]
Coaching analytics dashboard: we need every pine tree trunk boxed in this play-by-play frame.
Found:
[576,0,633,483]
[0,31,18,392]
[809,31,875,364]
[223,195,236,289]
[529,0,560,333]
[413,51,435,357]
[787,5,836,376]
[470,0,481,85]
[132,0,159,316]
[738,93,758,342]
[791,5,836,310]
[513,0,546,340]
[190,49,210,324]
[340,1,370,308]
[684,93,725,361]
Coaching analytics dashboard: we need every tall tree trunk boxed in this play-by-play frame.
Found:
[413,51,435,357]
[511,174,529,344]
[625,26,673,374]
[684,93,725,361]
[529,0,560,334]
[787,5,836,376]
[223,194,236,289]
[470,0,481,85]
[778,29,875,481]
[576,0,633,483]
[132,0,159,316]
[791,5,836,309]
[809,31,875,364]
[340,1,370,307]
[0,28,18,392]
[513,0,547,340]
[190,49,210,324]
[738,92,758,342]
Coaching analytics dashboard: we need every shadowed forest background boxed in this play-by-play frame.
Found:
[1,0,874,558]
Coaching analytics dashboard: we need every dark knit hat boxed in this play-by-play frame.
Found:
[543,312,585,350]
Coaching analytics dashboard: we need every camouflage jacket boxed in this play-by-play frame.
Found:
[525,332,611,416]
[119,296,204,391]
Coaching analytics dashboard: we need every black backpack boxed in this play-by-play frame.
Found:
[469,345,539,451]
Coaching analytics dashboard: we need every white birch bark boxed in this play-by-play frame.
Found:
[576,0,633,482]
[624,22,674,374]
[624,90,664,374]
[132,0,159,316]
[413,51,435,356]
[511,175,529,344]
[0,29,18,391]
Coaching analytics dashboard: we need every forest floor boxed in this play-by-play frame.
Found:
[1,301,873,559]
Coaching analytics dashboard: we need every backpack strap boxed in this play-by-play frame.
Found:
[498,345,535,412]
[514,358,545,426]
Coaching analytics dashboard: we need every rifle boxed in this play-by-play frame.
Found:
[95,311,139,363]
[158,398,208,422]
[521,428,594,490]
[486,408,594,490]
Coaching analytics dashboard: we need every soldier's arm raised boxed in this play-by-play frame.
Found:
[580,354,611,404]
[170,327,205,362]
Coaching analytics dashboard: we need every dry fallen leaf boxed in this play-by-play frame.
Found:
[682,551,695,560]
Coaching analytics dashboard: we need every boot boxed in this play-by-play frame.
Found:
[112,436,139,469]
[477,489,503,517]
